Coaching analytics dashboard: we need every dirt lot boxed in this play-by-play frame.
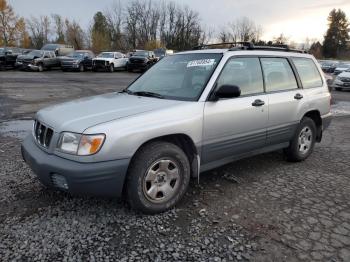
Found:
[0,71,350,261]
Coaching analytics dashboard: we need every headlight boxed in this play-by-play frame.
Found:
[57,132,105,155]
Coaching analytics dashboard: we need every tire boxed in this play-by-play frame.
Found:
[79,63,84,72]
[284,117,316,162]
[335,87,342,91]
[126,142,191,214]
[38,63,44,72]
[109,64,114,73]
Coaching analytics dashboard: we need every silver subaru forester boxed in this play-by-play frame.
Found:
[22,46,332,214]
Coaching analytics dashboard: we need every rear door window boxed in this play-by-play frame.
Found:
[292,58,323,88]
[261,58,298,92]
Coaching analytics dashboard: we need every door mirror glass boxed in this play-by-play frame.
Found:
[214,85,241,100]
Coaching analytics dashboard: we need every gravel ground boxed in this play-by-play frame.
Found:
[0,71,350,261]
[0,116,349,261]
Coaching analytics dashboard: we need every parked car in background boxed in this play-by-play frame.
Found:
[333,70,350,91]
[127,50,157,72]
[92,52,128,72]
[0,47,22,70]
[16,50,60,72]
[333,62,350,75]
[319,60,338,73]
[153,48,174,60]
[60,50,95,72]
[41,44,74,57]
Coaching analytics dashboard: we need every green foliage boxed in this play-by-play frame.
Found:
[323,9,350,58]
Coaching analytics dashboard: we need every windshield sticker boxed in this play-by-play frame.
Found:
[187,59,215,68]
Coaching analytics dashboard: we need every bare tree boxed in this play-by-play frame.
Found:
[65,19,85,49]
[229,17,263,43]
[52,14,65,43]
[105,0,125,50]
[27,16,51,48]
[217,26,231,43]
[273,33,289,45]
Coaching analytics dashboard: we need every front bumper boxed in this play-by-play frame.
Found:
[128,63,148,70]
[61,63,80,70]
[21,135,130,197]
[334,81,350,90]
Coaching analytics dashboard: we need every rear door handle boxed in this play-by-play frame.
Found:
[252,99,265,107]
[294,93,303,100]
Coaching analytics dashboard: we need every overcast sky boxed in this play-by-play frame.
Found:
[9,0,350,43]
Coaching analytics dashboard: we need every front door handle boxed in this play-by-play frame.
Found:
[252,99,265,107]
[294,93,303,100]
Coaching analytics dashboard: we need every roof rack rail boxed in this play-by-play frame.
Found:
[192,42,253,50]
[193,41,307,54]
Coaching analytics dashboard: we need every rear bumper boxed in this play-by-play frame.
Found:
[21,135,130,197]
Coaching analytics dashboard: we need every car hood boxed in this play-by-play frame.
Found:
[36,93,186,133]
[17,54,38,60]
[335,67,350,71]
[60,57,81,63]
[338,71,350,78]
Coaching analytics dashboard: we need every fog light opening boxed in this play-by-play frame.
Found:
[51,173,69,190]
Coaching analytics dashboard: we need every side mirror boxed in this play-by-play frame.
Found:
[212,85,241,101]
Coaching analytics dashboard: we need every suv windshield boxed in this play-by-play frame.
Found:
[133,51,149,57]
[28,50,44,57]
[98,52,114,58]
[68,52,84,58]
[127,53,222,101]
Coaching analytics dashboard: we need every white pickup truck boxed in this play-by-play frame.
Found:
[92,52,128,72]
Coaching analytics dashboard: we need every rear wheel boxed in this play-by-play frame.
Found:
[284,117,316,162]
[126,142,190,214]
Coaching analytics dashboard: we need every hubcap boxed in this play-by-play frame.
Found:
[143,159,180,203]
[298,126,312,154]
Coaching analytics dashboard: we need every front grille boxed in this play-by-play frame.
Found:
[340,77,350,82]
[130,58,145,64]
[34,120,54,148]
[94,60,106,65]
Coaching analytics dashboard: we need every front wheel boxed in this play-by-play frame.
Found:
[126,142,190,214]
[284,117,316,162]
[38,63,44,72]
[79,63,84,72]
[109,64,114,73]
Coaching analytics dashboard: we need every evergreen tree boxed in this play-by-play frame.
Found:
[91,12,110,53]
[323,9,350,58]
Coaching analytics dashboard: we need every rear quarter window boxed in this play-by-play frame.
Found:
[292,58,323,88]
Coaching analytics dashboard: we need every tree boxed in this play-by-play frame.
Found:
[52,14,65,44]
[91,11,110,53]
[105,0,125,50]
[228,17,262,43]
[26,16,51,49]
[0,0,17,46]
[309,42,323,59]
[323,9,350,58]
[273,33,288,45]
[15,17,30,48]
[65,19,85,49]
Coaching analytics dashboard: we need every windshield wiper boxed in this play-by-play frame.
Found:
[130,91,164,99]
